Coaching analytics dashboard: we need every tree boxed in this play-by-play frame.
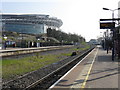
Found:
[47,28,85,43]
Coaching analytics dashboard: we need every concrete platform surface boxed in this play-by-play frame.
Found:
[49,45,119,89]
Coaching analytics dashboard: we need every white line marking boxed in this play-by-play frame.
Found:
[48,48,96,90]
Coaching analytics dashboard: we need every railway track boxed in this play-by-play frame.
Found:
[2,47,95,89]
[1,45,73,57]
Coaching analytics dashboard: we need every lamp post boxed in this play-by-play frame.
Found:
[103,7,120,61]
[103,8,120,20]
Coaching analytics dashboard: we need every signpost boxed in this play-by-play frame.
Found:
[100,22,115,29]
[100,18,120,21]
[99,18,119,61]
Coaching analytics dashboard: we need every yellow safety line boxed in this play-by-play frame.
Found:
[81,48,98,89]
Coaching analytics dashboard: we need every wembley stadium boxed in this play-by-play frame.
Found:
[2,14,63,34]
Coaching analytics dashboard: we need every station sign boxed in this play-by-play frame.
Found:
[100,22,115,29]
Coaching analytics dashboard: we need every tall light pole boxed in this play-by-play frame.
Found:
[103,8,120,19]
[103,7,120,61]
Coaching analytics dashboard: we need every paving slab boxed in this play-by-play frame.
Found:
[85,47,119,89]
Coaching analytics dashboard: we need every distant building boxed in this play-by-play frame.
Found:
[2,14,63,35]
[89,39,99,45]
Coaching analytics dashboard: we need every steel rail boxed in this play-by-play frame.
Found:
[24,47,94,90]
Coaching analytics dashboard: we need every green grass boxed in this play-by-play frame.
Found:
[3,54,58,79]
[72,44,90,51]
[2,44,91,80]
[0,60,2,76]
[60,53,71,56]
[2,52,72,79]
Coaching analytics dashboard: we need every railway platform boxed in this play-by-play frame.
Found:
[0,45,73,57]
[49,45,119,89]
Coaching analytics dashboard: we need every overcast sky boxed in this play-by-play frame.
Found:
[1,0,120,41]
